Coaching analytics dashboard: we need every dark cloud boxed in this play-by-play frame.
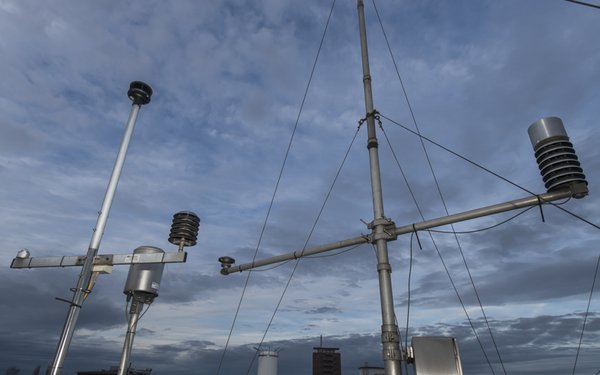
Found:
[304,306,343,315]
[1,1,600,375]
[6,315,598,375]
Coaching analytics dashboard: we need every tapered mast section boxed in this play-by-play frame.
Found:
[357,1,403,374]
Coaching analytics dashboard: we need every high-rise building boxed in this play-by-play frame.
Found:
[313,346,341,375]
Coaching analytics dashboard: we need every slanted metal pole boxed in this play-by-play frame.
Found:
[357,2,402,374]
[48,82,152,375]
[117,300,144,375]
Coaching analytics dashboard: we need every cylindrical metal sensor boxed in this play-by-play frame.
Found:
[123,246,165,303]
[528,117,587,197]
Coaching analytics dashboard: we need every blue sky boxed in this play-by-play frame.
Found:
[1,1,599,374]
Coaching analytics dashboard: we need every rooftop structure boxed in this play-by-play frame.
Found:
[313,346,341,375]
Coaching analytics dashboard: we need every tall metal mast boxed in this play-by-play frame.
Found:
[356,1,402,374]
[217,3,589,374]
[48,81,153,375]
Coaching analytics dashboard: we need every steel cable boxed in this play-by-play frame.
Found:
[215,1,338,373]
[380,113,600,232]
[380,126,497,375]
[371,1,506,371]
[571,255,600,375]
[245,123,360,375]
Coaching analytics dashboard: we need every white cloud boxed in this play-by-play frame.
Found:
[1,1,600,374]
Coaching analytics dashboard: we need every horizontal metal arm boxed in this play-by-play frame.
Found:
[221,188,576,275]
[221,236,370,274]
[393,188,573,236]
[10,251,187,269]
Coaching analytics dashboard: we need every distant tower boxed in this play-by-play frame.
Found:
[312,337,341,375]
[257,349,279,375]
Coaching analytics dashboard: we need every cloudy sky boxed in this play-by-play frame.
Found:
[1,0,599,374]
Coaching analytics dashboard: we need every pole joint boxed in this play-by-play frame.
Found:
[381,324,400,343]
[377,263,392,272]
[367,138,378,149]
[367,217,397,243]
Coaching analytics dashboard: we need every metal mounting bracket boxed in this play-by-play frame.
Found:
[367,217,398,243]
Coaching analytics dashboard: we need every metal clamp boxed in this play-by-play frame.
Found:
[381,325,400,343]
[367,217,398,243]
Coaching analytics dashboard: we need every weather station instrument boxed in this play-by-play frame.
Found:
[217,1,589,375]
[9,82,200,375]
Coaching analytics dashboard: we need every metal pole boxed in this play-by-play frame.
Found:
[220,188,575,275]
[357,2,402,374]
[223,235,370,274]
[392,188,576,236]
[48,82,152,375]
[117,300,144,375]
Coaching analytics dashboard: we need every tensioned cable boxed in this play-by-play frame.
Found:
[564,0,600,10]
[245,124,360,374]
[378,111,497,367]
[425,227,498,375]
[380,126,497,374]
[381,115,600,372]
[304,243,365,258]
[215,1,337,373]
[251,260,293,272]
[429,206,535,235]
[380,113,600,233]
[429,196,571,235]
[571,255,600,375]
[252,243,365,269]
[547,203,600,231]
[382,115,538,196]
[371,1,506,372]
[370,0,588,229]
[373,3,600,367]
